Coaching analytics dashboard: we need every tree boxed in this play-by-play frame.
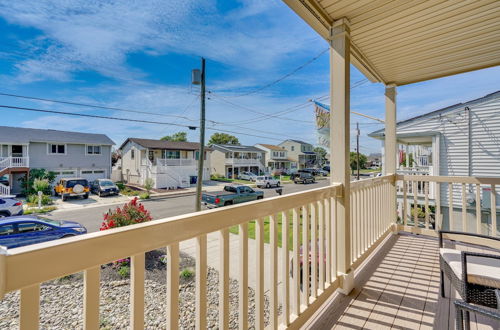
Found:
[111,150,121,167]
[161,132,187,142]
[208,133,240,145]
[350,151,367,174]
[314,147,327,165]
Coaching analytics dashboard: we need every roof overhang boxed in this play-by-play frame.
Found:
[283,0,500,85]
[369,131,438,145]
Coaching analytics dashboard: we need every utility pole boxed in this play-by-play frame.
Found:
[356,122,360,180]
[194,58,206,211]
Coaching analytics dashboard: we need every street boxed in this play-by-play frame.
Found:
[45,179,330,232]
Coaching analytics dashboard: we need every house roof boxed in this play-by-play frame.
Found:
[120,138,211,151]
[210,144,264,153]
[0,126,114,145]
[284,1,500,86]
[280,139,312,146]
[368,90,500,138]
[255,144,286,151]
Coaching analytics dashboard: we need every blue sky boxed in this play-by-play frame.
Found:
[0,0,499,154]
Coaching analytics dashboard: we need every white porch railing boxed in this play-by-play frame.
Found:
[225,158,261,166]
[0,175,399,329]
[0,183,9,196]
[157,158,197,167]
[396,175,500,237]
[0,157,29,169]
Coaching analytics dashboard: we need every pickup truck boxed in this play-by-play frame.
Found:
[202,185,264,208]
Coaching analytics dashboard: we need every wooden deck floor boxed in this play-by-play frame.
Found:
[304,233,499,329]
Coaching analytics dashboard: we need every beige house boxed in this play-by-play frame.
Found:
[210,144,265,178]
[278,139,317,169]
[119,138,211,189]
[254,144,297,174]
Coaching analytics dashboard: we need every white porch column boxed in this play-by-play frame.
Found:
[330,18,353,293]
[385,85,398,231]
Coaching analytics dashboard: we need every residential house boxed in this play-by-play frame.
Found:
[210,144,265,178]
[119,138,211,189]
[254,143,297,174]
[0,126,114,195]
[278,139,317,169]
[369,91,500,229]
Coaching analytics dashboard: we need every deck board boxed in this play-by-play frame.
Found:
[303,233,499,329]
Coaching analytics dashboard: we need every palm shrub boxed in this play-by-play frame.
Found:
[19,169,56,195]
[143,178,154,193]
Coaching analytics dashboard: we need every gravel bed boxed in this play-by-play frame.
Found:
[0,251,278,329]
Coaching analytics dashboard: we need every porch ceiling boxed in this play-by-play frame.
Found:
[283,0,500,85]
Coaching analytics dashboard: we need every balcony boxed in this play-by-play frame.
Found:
[1,174,498,329]
[225,158,262,166]
[0,156,29,172]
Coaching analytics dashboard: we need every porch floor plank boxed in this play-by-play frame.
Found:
[303,234,499,329]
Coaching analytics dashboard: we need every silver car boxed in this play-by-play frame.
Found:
[238,171,258,182]
[0,196,23,218]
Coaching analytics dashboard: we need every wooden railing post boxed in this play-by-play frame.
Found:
[385,85,397,232]
[330,17,353,294]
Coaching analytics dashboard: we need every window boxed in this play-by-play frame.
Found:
[280,152,285,157]
[87,145,101,155]
[0,224,14,236]
[48,144,66,155]
[291,146,295,151]
[164,151,180,159]
[131,149,135,159]
[17,222,38,233]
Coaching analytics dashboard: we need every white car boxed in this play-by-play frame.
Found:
[0,196,23,218]
[256,176,280,188]
[238,171,258,182]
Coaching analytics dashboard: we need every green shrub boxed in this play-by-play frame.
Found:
[19,169,57,196]
[139,192,150,200]
[120,187,140,196]
[33,178,50,193]
[180,268,194,279]
[27,194,53,206]
[144,178,154,193]
[115,182,125,190]
[118,265,130,278]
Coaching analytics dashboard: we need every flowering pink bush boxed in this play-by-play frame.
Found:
[100,197,152,231]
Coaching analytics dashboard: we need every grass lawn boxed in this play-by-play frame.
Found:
[229,211,308,250]
[359,168,381,174]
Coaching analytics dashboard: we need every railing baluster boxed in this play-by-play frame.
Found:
[20,284,40,329]
[318,200,325,292]
[269,215,278,330]
[413,181,418,227]
[131,253,145,330]
[310,202,317,299]
[281,211,290,326]
[449,183,454,231]
[324,198,331,286]
[330,196,337,282]
[403,179,408,225]
[84,266,100,330]
[492,185,497,237]
[167,244,179,330]
[292,208,300,316]
[461,183,467,232]
[196,235,207,330]
[239,224,248,330]
[301,205,309,306]
[436,181,441,230]
[476,184,482,234]
[256,218,265,329]
[424,182,430,229]
[219,229,230,329]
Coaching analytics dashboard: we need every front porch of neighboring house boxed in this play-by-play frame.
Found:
[267,159,295,174]
[1,1,500,329]
[225,151,264,178]
[0,143,30,195]
[140,148,210,189]
[298,153,317,169]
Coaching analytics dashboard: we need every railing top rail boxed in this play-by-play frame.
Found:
[1,183,341,294]
[396,174,500,185]
[350,174,395,192]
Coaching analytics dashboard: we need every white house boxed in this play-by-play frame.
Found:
[278,139,317,169]
[0,126,114,195]
[254,143,297,174]
[119,138,211,189]
[369,91,500,228]
[209,144,265,178]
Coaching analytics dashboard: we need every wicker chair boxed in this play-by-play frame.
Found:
[454,289,500,330]
[439,231,500,309]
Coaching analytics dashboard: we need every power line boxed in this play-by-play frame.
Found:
[0,92,196,121]
[219,48,329,97]
[0,104,302,142]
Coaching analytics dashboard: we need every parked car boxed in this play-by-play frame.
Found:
[54,178,90,201]
[0,215,87,248]
[318,169,329,176]
[322,166,330,173]
[202,185,264,208]
[238,171,258,181]
[0,196,23,217]
[90,179,119,197]
[293,172,316,184]
[0,175,9,186]
[256,176,280,188]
